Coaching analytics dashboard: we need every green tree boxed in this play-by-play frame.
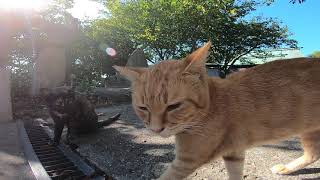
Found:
[290,0,306,4]
[309,51,320,58]
[39,0,75,24]
[92,0,297,77]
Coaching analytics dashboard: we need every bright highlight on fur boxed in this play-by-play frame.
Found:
[115,42,320,180]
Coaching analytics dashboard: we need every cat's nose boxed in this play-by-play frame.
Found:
[151,127,164,133]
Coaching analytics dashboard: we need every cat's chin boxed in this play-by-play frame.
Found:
[146,128,174,138]
[158,132,173,138]
[159,128,179,138]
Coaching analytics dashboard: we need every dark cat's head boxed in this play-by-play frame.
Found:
[114,42,212,137]
[40,86,75,107]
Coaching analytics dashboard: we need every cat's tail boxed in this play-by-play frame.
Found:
[97,113,121,128]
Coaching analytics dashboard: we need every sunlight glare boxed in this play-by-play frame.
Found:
[0,0,49,10]
[68,0,103,20]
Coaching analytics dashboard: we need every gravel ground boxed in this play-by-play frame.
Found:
[66,104,320,180]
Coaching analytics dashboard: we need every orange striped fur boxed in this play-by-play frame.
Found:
[114,42,320,180]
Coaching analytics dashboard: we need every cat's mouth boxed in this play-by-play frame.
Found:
[146,127,179,138]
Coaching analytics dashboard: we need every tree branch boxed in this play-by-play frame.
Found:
[219,45,259,78]
[191,40,197,52]
[147,58,155,64]
[229,45,259,66]
[154,48,164,60]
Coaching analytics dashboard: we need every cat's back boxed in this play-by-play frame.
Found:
[227,58,320,86]
[249,57,319,74]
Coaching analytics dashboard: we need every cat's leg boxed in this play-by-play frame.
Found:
[52,119,65,145]
[271,129,320,175]
[66,118,71,144]
[158,155,207,180]
[159,133,214,180]
[223,151,245,180]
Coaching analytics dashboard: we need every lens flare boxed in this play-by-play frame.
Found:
[106,47,117,57]
[99,43,117,57]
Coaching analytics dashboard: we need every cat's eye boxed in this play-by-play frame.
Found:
[138,106,148,111]
[167,102,182,112]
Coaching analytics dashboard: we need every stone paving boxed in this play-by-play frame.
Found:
[0,121,35,180]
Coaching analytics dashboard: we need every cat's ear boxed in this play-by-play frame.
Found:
[113,66,147,81]
[184,41,211,72]
[40,88,50,96]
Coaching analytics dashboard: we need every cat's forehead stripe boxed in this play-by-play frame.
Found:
[141,61,182,105]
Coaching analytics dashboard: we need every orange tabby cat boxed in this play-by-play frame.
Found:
[114,42,320,180]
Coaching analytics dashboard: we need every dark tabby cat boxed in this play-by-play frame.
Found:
[41,87,121,145]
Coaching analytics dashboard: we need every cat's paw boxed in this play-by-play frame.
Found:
[48,140,59,146]
[271,164,291,175]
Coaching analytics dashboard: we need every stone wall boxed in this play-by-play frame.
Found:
[0,68,13,122]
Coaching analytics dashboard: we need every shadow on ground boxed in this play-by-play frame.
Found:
[290,168,320,176]
[75,104,175,180]
[262,138,302,151]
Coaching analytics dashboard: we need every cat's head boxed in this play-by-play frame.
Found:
[40,86,75,106]
[114,42,211,137]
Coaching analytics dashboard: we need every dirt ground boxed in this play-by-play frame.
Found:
[69,104,320,180]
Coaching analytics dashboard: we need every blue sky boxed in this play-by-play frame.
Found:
[69,0,319,56]
[253,0,320,56]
